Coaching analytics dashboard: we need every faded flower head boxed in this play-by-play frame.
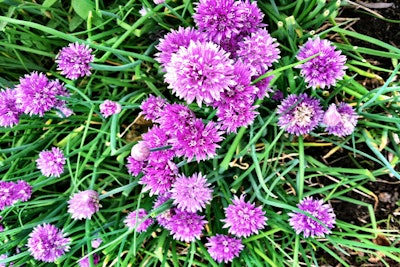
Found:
[99,100,121,118]
[171,119,223,162]
[170,172,213,212]
[0,88,21,127]
[222,195,267,238]
[78,254,100,267]
[237,28,281,76]
[130,141,150,161]
[288,196,336,238]
[36,147,66,177]
[15,72,69,117]
[27,223,71,263]
[156,27,207,68]
[296,37,347,89]
[206,234,244,263]
[67,190,100,220]
[166,209,207,243]
[193,0,243,43]
[322,102,358,137]
[124,208,153,232]
[277,93,323,136]
[164,40,235,107]
[55,42,94,80]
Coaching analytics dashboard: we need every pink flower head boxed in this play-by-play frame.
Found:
[171,119,224,162]
[67,190,100,220]
[13,180,32,202]
[170,172,213,212]
[322,102,358,137]
[206,234,244,263]
[237,28,281,76]
[153,193,175,228]
[236,0,265,35]
[164,40,235,107]
[142,125,175,163]
[124,208,153,232]
[130,141,150,161]
[140,160,178,196]
[15,72,69,117]
[288,196,336,238]
[277,93,323,136]
[27,223,71,262]
[0,88,21,127]
[126,156,145,176]
[55,42,94,80]
[166,209,207,243]
[36,147,66,177]
[156,103,196,135]
[296,37,347,89]
[193,0,243,43]
[99,100,121,118]
[0,180,32,210]
[222,195,267,238]
[155,27,207,68]
[140,95,167,121]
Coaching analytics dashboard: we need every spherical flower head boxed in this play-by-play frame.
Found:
[222,195,267,238]
[13,180,32,202]
[237,28,281,76]
[170,172,213,212]
[0,88,21,127]
[0,181,15,210]
[36,147,66,177]
[99,100,121,118]
[140,160,177,196]
[15,72,68,117]
[296,37,347,89]
[126,156,145,176]
[277,93,323,136]
[170,119,223,162]
[193,0,242,43]
[27,223,71,263]
[206,234,244,263]
[67,190,100,220]
[156,103,196,135]
[124,208,153,232]
[155,27,207,68]
[322,102,358,137]
[55,42,94,80]
[78,254,100,267]
[130,141,150,161]
[288,196,336,238]
[166,209,207,243]
[164,40,235,107]
[140,95,167,121]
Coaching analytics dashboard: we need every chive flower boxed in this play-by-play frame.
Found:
[36,147,66,177]
[296,37,347,89]
[99,100,121,118]
[166,209,207,243]
[124,208,154,232]
[67,190,100,220]
[206,234,244,263]
[322,102,358,137]
[55,42,94,80]
[0,88,21,127]
[288,196,336,238]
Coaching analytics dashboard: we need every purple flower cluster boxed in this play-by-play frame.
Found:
[36,147,66,177]
[0,180,32,210]
[27,223,71,262]
[67,190,100,220]
[277,94,357,136]
[296,37,347,89]
[55,42,94,80]
[222,195,267,238]
[0,88,21,127]
[206,234,244,263]
[289,197,336,238]
[78,254,100,267]
[165,209,207,242]
[156,0,280,133]
[99,99,121,118]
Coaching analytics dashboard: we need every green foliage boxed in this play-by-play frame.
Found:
[1,0,400,266]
